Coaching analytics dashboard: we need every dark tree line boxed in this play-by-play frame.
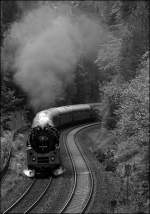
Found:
[1,1,35,129]
[1,1,149,131]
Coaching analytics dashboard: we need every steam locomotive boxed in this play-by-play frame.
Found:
[25,104,98,177]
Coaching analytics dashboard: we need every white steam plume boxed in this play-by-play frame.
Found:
[3,4,107,111]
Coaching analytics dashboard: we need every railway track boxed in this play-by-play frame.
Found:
[59,123,97,213]
[2,123,98,214]
[2,177,52,214]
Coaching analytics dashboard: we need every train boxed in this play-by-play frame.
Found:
[24,104,99,177]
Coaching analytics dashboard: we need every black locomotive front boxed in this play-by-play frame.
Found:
[27,125,60,171]
[29,125,59,153]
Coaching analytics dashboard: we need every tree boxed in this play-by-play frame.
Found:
[72,58,100,104]
[115,52,149,146]
[1,1,21,39]
[119,1,149,81]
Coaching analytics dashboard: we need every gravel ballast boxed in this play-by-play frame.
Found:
[76,124,123,213]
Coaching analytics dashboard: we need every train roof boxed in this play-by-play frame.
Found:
[32,104,91,128]
[55,104,91,113]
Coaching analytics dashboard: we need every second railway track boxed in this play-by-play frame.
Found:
[3,177,52,214]
[59,123,97,213]
[2,123,98,214]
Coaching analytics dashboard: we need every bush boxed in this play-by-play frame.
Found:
[94,148,106,163]
[114,55,149,147]
[105,159,117,172]
[0,131,13,170]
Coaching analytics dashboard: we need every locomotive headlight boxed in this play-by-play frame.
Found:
[32,157,36,161]
[51,156,55,161]
[55,144,59,149]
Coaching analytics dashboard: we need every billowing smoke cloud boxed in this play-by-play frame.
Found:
[3,4,107,111]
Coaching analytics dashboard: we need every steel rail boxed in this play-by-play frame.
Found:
[59,123,99,213]
[2,177,52,214]
[77,123,102,212]
[2,180,36,214]
[24,177,52,214]
[2,123,99,214]
[74,125,96,213]
[58,129,78,213]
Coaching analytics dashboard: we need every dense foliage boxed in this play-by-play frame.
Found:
[115,54,149,146]
[94,1,149,129]
[1,1,35,131]
[93,2,149,211]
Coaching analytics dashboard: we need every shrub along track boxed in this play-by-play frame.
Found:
[1,126,29,183]
[0,149,12,183]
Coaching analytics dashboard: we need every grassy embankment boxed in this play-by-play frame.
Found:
[88,125,149,213]
[1,111,31,206]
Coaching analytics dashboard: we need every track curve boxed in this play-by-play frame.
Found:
[3,177,52,214]
[2,123,99,214]
[59,123,98,213]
